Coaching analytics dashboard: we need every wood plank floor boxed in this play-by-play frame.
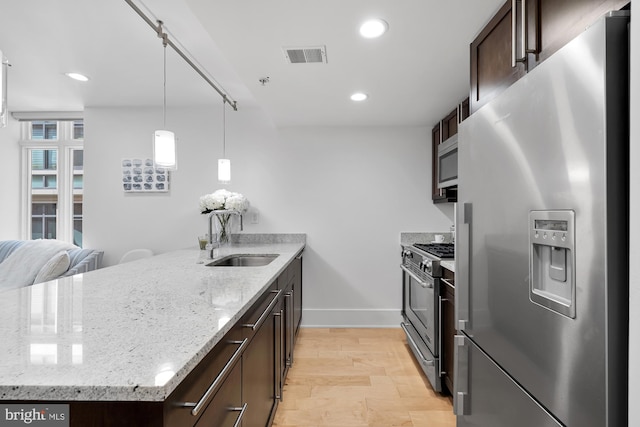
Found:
[273,328,456,427]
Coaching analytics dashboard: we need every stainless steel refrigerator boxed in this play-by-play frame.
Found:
[455,11,629,427]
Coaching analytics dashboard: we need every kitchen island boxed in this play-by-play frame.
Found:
[0,235,305,426]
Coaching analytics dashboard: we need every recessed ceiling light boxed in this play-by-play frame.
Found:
[359,19,388,38]
[65,72,89,82]
[351,92,368,102]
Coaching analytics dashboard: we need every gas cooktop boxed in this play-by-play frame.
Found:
[413,243,455,259]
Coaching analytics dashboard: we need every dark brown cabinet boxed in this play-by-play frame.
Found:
[431,99,468,204]
[8,254,304,427]
[194,361,243,427]
[431,124,444,202]
[164,325,245,427]
[278,262,296,381]
[293,255,303,340]
[170,256,302,427]
[242,285,280,427]
[439,268,456,396]
[470,0,526,114]
[470,0,629,113]
[272,254,304,418]
[527,0,629,69]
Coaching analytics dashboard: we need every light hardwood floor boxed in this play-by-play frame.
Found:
[273,328,456,427]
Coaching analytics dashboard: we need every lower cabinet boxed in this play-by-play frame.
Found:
[241,253,304,427]
[440,268,456,396]
[164,254,303,427]
[12,255,304,427]
[164,325,245,427]
[194,361,243,427]
[293,255,303,339]
[273,254,304,406]
[241,284,281,427]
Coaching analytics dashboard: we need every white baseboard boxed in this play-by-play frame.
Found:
[300,308,402,328]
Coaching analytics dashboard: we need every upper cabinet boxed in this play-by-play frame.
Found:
[527,0,630,69]
[470,0,630,113]
[431,98,468,204]
[470,1,526,114]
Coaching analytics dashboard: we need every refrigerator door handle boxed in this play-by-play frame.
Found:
[454,334,470,416]
[511,0,527,67]
[456,202,471,331]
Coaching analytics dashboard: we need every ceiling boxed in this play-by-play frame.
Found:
[0,0,504,127]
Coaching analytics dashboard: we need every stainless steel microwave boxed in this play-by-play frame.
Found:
[437,134,458,188]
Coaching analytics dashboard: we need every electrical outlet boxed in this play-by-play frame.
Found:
[250,209,259,224]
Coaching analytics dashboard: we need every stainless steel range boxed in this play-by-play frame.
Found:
[400,242,453,392]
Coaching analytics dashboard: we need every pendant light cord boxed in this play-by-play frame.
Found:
[222,98,226,158]
[126,1,238,110]
[163,40,167,128]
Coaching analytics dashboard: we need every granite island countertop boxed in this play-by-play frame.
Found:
[0,235,305,403]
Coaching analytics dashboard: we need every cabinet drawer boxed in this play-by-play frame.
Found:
[277,263,295,290]
[242,282,280,341]
[164,325,244,427]
[194,360,244,427]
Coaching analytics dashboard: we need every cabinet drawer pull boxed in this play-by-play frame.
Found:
[440,278,455,290]
[181,338,249,417]
[285,291,294,367]
[230,403,248,427]
[243,290,282,331]
[274,310,283,401]
[289,289,295,366]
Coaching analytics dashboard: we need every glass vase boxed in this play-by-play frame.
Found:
[214,213,234,246]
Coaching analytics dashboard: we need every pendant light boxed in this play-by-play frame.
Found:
[218,97,231,183]
[153,22,177,170]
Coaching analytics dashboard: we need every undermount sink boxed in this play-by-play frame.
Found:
[206,254,279,267]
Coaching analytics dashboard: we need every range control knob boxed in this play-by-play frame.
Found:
[421,260,432,274]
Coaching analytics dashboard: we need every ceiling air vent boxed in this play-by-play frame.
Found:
[283,46,327,64]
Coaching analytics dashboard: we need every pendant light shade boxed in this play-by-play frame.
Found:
[218,158,231,183]
[154,130,177,169]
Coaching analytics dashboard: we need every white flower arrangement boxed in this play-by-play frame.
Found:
[199,189,249,214]
[199,190,250,245]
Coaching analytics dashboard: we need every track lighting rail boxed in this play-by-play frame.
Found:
[124,0,238,111]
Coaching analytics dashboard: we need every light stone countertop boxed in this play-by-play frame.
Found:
[441,260,455,273]
[0,237,305,402]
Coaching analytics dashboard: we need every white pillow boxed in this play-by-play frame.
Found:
[33,251,71,284]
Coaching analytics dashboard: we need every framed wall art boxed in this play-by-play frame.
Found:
[122,158,170,192]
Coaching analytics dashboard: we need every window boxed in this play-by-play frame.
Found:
[30,120,58,140]
[21,120,84,247]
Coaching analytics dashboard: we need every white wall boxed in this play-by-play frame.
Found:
[629,3,639,425]
[0,116,22,239]
[83,105,452,326]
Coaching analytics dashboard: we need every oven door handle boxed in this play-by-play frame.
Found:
[400,265,433,288]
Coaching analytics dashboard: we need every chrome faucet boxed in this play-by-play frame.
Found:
[207,210,244,259]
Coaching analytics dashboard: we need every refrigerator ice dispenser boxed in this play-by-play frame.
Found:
[529,210,576,318]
